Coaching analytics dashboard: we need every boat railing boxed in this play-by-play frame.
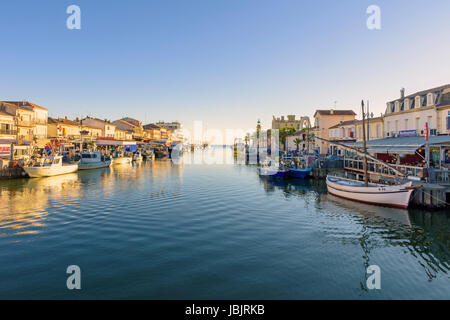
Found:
[344,158,425,179]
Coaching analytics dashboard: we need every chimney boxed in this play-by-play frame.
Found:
[400,88,405,99]
[330,109,334,115]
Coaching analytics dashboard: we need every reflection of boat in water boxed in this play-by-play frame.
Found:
[326,176,414,209]
[75,152,111,170]
[24,156,78,178]
[326,193,412,227]
[26,173,79,191]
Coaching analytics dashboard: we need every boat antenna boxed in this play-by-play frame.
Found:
[361,100,368,187]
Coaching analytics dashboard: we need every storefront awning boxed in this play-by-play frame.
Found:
[367,146,419,155]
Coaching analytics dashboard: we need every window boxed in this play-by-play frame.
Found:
[390,103,395,113]
[427,116,432,127]
[410,99,415,109]
[404,119,408,130]
[376,124,381,138]
[400,100,404,111]
[422,95,427,107]
[447,116,450,130]
[395,120,398,132]
[415,117,420,130]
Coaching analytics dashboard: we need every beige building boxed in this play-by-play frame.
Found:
[113,118,143,141]
[384,84,450,138]
[272,115,310,130]
[355,116,384,142]
[0,111,16,143]
[82,117,116,138]
[0,102,35,143]
[47,117,81,139]
[313,109,356,154]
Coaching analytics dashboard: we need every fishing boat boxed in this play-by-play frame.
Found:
[321,101,419,209]
[288,167,312,179]
[112,152,132,165]
[76,152,111,170]
[132,151,143,162]
[24,155,78,178]
[326,176,414,209]
[258,161,289,179]
[154,146,168,159]
[142,149,154,161]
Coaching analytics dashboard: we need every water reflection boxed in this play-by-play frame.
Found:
[0,174,80,235]
[259,176,450,284]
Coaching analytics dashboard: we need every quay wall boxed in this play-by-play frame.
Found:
[0,168,28,179]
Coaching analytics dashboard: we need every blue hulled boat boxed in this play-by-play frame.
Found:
[288,167,312,179]
[258,167,289,179]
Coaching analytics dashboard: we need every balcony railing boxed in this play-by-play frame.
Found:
[0,129,17,135]
[34,119,48,125]
[344,158,425,179]
[16,119,34,127]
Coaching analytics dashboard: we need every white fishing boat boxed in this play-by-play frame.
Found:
[112,152,132,165]
[321,100,421,210]
[76,152,111,170]
[326,176,414,209]
[24,156,78,178]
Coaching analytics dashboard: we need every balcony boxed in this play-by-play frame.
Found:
[0,129,17,136]
[16,119,34,127]
[34,118,48,125]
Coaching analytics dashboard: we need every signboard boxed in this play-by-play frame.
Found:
[0,145,11,158]
[398,130,417,137]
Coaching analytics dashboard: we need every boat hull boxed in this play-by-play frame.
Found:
[78,160,111,170]
[24,164,79,178]
[288,168,312,179]
[258,168,289,179]
[112,157,132,165]
[326,176,413,209]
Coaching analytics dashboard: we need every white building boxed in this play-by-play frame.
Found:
[384,84,450,138]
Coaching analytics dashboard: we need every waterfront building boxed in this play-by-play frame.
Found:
[114,128,133,141]
[272,115,310,131]
[355,116,385,142]
[47,117,81,139]
[384,85,450,138]
[82,117,116,138]
[328,120,357,155]
[143,123,162,142]
[0,101,35,144]
[156,121,183,143]
[313,109,356,154]
[0,101,48,143]
[113,117,144,141]
[0,111,16,143]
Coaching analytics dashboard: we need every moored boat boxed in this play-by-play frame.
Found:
[325,176,414,209]
[288,167,312,179]
[76,152,111,170]
[132,151,143,162]
[258,161,289,179]
[24,156,78,178]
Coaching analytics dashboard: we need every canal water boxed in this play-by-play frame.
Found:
[0,149,448,299]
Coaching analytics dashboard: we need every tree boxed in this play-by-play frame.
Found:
[279,126,297,151]
[293,138,302,152]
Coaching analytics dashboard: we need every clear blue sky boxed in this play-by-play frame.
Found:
[1,0,449,133]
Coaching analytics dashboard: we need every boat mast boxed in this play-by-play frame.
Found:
[361,100,368,187]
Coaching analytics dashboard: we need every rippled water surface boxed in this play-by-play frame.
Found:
[0,149,449,299]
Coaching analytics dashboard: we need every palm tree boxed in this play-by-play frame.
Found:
[293,138,302,152]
